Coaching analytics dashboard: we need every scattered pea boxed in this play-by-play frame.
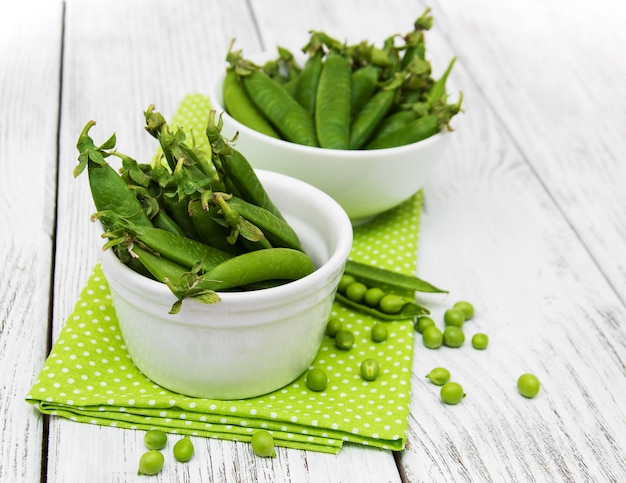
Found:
[360,359,381,381]
[517,373,541,398]
[338,274,356,292]
[251,430,276,458]
[453,300,475,320]
[443,308,465,327]
[306,368,328,392]
[471,333,489,350]
[326,318,342,337]
[422,325,443,349]
[414,316,435,334]
[144,429,167,450]
[379,294,405,314]
[425,367,450,386]
[345,282,368,302]
[173,436,194,462]
[443,326,465,347]
[440,382,465,405]
[137,450,165,476]
[371,322,388,342]
[364,287,385,307]
[335,329,355,350]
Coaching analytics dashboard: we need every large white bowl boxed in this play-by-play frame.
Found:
[209,63,451,225]
[100,169,353,400]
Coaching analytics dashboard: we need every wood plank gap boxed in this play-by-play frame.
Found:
[243,0,267,51]
[41,2,67,482]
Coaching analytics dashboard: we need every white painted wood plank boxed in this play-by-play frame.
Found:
[434,0,626,302]
[0,2,64,483]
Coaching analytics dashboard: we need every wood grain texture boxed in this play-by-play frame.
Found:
[3,0,626,481]
[0,2,63,482]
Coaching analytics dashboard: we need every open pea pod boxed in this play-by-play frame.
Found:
[343,259,447,294]
[334,293,429,321]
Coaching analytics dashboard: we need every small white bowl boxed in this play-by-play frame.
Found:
[100,169,353,400]
[209,60,451,225]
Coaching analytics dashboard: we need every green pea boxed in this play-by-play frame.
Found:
[422,325,443,349]
[443,326,465,347]
[414,316,435,334]
[335,330,355,350]
[454,300,475,320]
[517,373,541,398]
[251,430,276,458]
[360,359,380,381]
[345,282,368,303]
[306,368,328,392]
[371,322,388,342]
[137,450,164,476]
[364,287,385,307]
[443,308,465,328]
[425,367,450,386]
[440,382,465,405]
[326,318,343,337]
[144,429,167,450]
[173,436,194,462]
[378,294,405,314]
[338,274,356,293]
[471,333,489,350]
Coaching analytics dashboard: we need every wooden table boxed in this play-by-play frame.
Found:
[2,0,626,481]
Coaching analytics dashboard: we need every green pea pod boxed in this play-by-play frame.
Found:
[349,87,397,149]
[335,293,429,321]
[223,69,281,139]
[87,160,154,230]
[350,65,380,118]
[294,50,323,115]
[225,196,303,251]
[367,110,418,144]
[161,196,200,240]
[205,111,285,220]
[315,51,351,149]
[125,224,234,273]
[343,259,447,293]
[152,210,186,236]
[242,69,318,146]
[200,248,314,291]
[188,200,243,255]
[365,114,440,150]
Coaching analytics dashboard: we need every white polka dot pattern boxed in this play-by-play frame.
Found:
[26,94,423,455]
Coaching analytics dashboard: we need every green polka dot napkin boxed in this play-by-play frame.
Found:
[26,94,422,455]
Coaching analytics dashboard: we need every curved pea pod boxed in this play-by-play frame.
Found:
[315,51,352,149]
[368,109,418,143]
[242,69,319,147]
[365,114,440,150]
[126,224,234,273]
[200,248,315,291]
[335,293,429,321]
[224,196,304,251]
[223,69,280,139]
[343,259,447,294]
[152,210,186,236]
[294,49,323,115]
[349,86,398,149]
[350,64,380,118]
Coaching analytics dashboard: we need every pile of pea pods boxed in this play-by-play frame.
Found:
[74,107,315,312]
[223,8,462,150]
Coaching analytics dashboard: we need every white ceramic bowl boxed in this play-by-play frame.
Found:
[100,169,353,400]
[209,61,451,225]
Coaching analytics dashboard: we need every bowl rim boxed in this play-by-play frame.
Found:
[100,169,353,306]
